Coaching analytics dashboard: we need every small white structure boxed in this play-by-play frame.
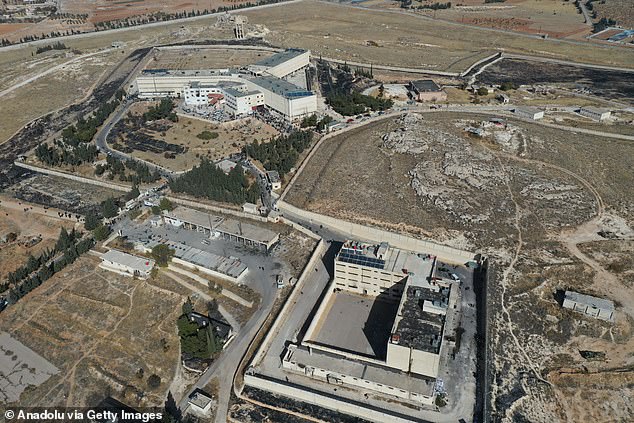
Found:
[242,202,259,215]
[266,170,282,190]
[579,107,611,122]
[514,106,544,120]
[216,159,238,174]
[149,215,163,227]
[496,93,510,104]
[100,250,155,279]
[187,389,213,416]
[563,291,614,322]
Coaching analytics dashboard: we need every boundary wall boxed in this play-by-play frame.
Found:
[243,375,425,423]
[14,161,130,192]
[278,200,475,264]
[167,195,269,223]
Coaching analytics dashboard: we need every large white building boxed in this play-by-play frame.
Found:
[563,291,614,322]
[100,250,155,279]
[579,107,611,122]
[134,49,317,120]
[247,48,310,78]
[223,87,265,117]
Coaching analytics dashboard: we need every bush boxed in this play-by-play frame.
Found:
[147,374,161,389]
[196,130,219,140]
[92,224,111,241]
[151,244,175,267]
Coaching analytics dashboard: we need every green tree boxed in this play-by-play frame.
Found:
[182,297,194,315]
[477,87,489,96]
[84,211,100,231]
[124,185,140,201]
[92,224,111,241]
[151,205,162,215]
[147,374,161,389]
[159,198,174,211]
[101,197,118,219]
[151,244,175,267]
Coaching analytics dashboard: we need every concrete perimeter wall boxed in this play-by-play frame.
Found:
[250,239,327,367]
[167,196,269,223]
[244,375,422,423]
[14,161,130,192]
[278,200,475,264]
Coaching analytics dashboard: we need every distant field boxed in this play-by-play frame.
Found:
[411,0,588,39]
[243,0,634,71]
[0,0,252,42]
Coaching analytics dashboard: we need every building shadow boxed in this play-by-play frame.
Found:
[361,288,401,360]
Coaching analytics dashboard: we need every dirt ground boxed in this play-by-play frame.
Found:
[285,111,634,422]
[146,47,274,70]
[0,255,188,408]
[477,58,634,104]
[116,103,278,171]
[0,48,124,145]
[0,196,79,282]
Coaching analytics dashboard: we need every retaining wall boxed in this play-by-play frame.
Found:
[14,161,130,192]
[243,375,421,423]
[167,195,269,223]
[278,201,475,264]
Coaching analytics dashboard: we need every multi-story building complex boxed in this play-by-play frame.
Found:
[133,49,317,120]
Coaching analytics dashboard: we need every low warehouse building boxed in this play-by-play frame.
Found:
[563,291,614,322]
[514,106,544,120]
[100,250,155,279]
[408,80,447,102]
[579,107,611,121]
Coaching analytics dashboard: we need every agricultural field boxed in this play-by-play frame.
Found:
[110,102,278,172]
[285,111,634,422]
[0,254,188,408]
[410,0,589,39]
[0,0,252,42]
[243,0,634,72]
[146,47,275,70]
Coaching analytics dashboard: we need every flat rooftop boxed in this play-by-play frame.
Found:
[410,79,442,93]
[336,241,434,282]
[165,240,247,278]
[253,48,307,68]
[307,291,399,359]
[392,284,448,354]
[580,106,611,114]
[141,68,238,77]
[514,106,543,114]
[102,249,154,272]
[224,87,262,98]
[164,207,278,245]
[251,76,314,99]
[565,291,614,311]
[287,344,435,397]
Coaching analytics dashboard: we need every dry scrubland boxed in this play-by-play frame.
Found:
[286,111,634,422]
[593,0,634,29]
[119,103,278,172]
[0,255,189,408]
[0,197,76,281]
[243,0,634,71]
